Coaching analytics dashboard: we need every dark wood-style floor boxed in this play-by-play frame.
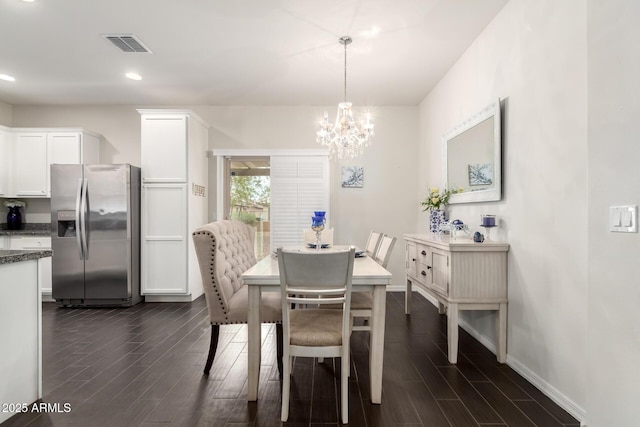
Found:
[3,292,579,427]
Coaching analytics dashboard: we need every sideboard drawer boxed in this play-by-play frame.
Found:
[415,262,431,285]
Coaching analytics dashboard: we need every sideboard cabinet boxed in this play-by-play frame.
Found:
[404,233,509,364]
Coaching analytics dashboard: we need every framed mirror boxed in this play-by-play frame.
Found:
[443,99,502,204]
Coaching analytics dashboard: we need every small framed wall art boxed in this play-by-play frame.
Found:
[341,166,364,188]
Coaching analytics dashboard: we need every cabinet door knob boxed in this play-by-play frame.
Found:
[426,265,432,270]
[412,258,416,262]
[421,250,427,255]
[421,270,427,276]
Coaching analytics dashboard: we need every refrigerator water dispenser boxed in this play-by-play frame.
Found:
[57,210,77,238]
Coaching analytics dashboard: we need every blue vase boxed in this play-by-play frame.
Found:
[429,209,445,233]
[7,206,22,230]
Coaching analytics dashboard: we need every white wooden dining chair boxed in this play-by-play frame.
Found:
[277,247,355,424]
[364,230,383,256]
[351,234,397,332]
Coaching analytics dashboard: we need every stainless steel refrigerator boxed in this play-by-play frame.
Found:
[51,164,143,307]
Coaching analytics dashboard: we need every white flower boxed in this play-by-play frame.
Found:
[3,199,26,208]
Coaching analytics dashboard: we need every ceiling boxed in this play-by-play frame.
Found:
[0,0,508,106]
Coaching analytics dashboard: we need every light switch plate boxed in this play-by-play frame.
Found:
[610,205,638,232]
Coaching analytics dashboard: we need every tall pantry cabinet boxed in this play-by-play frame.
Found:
[138,110,209,302]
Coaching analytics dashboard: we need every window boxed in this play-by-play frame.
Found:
[214,150,329,259]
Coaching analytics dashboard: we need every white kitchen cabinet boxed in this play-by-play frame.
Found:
[9,236,53,300]
[13,132,49,197]
[48,132,100,165]
[140,113,188,183]
[10,129,100,198]
[404,233,509,364]
[138,110,208,301]
[141,184,188,294]
[0,126,10,196]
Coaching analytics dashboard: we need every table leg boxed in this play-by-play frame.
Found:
[247,286,261,401]
[405,278,411,314]
[496,302,507,363]
[369,285,386,404]
[447,302,459,364]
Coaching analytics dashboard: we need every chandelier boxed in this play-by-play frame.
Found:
[316,36,374,160]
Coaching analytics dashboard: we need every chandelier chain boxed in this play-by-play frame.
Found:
[343,40,347,102]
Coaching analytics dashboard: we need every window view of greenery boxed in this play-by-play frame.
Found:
[230,174,270,259]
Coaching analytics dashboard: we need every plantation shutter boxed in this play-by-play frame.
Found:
[270,155,329,251]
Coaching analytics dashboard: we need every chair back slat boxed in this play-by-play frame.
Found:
[365,231,383,256]
[374,235,397,268]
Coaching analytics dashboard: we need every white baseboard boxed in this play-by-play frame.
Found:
[143,294,195,303]
[405,287,586,425]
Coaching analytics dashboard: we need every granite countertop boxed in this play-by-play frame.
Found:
[0,223,51,237]
[0,249,52,265]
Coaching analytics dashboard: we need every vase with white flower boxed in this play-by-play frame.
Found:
[3,199,26,230]
[421,187,459,233]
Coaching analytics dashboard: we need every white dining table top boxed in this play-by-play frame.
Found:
[242,246,392,286]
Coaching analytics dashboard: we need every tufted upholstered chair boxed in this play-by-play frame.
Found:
[192,220,282,375]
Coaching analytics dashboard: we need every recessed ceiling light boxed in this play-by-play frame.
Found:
[125,72,142,81]
[0,74,16,82]
[21,0,36,3]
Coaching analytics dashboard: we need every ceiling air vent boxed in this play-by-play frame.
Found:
[102,34,152,53]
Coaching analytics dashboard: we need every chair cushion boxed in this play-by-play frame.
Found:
[351,292,372,310]
[289,309,343,346]
[226,285,281,324]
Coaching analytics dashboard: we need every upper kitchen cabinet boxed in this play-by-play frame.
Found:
[48,132,100,165]
[10,129,100,198]
[139,111,202,183]
[13,132,49,197]
[0,126,10,196]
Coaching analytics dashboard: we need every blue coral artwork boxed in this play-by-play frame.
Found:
[468,163,493,186]
[341,166,364,188]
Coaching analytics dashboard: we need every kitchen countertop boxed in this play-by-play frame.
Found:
[0,223,51,237]
[0,249,52,265]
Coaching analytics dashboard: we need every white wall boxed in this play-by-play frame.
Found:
[587,1,640,426]
[418,0,588,421]
[0,100,12,126]
[12,104,418,285]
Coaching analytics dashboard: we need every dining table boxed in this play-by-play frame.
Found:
[241,246,392,404]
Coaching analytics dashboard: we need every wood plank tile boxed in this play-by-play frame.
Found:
[3,293,579,427]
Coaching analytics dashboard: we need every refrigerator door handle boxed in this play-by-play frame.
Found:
[75,178,84,260]
[80,178,89,260]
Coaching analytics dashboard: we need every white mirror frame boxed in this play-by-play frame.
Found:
[443,99,502,204]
